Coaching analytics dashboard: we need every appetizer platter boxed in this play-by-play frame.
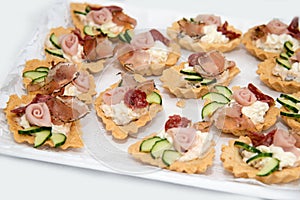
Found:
[0,0,299,199]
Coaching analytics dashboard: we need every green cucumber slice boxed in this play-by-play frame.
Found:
[246,152,273,164]
[150,139,172,159]
[283,41,294,55]
[276,97,300,113]
[139,136,162,152]
[280,111,300,118]
[23,70,48,80]
[180,68,200,76]
[276,58,291,69]
[162,150,181,166]
[202,92,230,104]
[73,10,87,15]
[35,66,49,72]
[50,133,67,148]
[279,52,291,60]
[32,76,47,84]
[201,101,227,119]
[33,130,52,148]
[213,85,232,99]
[146,91,162,105]
[83,25,99,36]
[18,126,51,135]
[234,141,261,153]
[280,94,300,103]
[184,75,203,82]
[45,49,64,58]
[257,157,280,176]
[200,78,217,86]
[49,33,61,49]
[118,29,133,43]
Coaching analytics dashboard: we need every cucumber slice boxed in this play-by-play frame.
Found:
[162,150,181,166]
[180,68,200,76]
[32,76,47,84]
[257,157,280,176]
[280,93,300,103]
[73,10,87,15]
[201,101,227,119]
[33,130,52,148]
[23,70,48,80]
[280,111,300,118]
[234,141,261,153]
[246,152,273,164]
[49,33,61,49]
[83,25,99,36]
[146,91,162,105]
[184,75,203,82]
[45,49,64,58]
[213,85,232,99]
[276,58,291,69]
[283,41,294,55]
[139,136,162,152]
[50,133,67,148]
[35,66,49,72]
[18,126,49,135]
[276,97,299,113]
[279,52,291,60]
[85,6,91,13]
[202,92,230,104]
[118,29,133,43]
[150,139,172,159]
[200,78,217,86]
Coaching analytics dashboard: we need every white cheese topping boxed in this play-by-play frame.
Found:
[51,123,72,136]
[255,33,300,53]
[178,131,212,162]
[63,45,84,63]
[63,84,82,96]
[241,101,269,124]
[200,25,229,44]
[242,145,299,170]
[20,114,31,129]
[101,101,147,126]
[147,41,168,64]
[272,62,300,82]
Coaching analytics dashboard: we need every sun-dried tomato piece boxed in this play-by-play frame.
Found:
[165,115,191,131]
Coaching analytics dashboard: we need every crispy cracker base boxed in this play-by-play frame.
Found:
[242,26,278,61]
[23,59,97,104]
[120,42,181,76]
[257,58,300,93]
[128,133,215,174]
[4,94,83,149]
[94,82,163,140]
[221,136,300,184]
[167,22,242,53]
[160,62,240,99]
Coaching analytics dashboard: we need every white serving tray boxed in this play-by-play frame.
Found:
[0,0,299,199]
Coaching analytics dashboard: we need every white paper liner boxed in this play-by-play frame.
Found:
[0,0,299,199]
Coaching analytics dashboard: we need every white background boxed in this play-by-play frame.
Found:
[0,0,299,199]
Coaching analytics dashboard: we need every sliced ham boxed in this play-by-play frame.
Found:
[273,129,300,157]
[25,103,52,127]
[167,127,197,153]
[86,8,112,25]
[45,96,89,124]
[102,86,131,105]
[233,87,257,106]
[178,19,204,37]
[111,11,137,28]
[266,19,288,35]
[149,29,170,46]
[73,70,90,93]
[130,32,155,50]
[192,51,234,77]
[121,50,151,71]
[195,14,221,26]
[83,35,114,61]
[27,62,79,94]
[287,16,300,40]
[59,33,80,56]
